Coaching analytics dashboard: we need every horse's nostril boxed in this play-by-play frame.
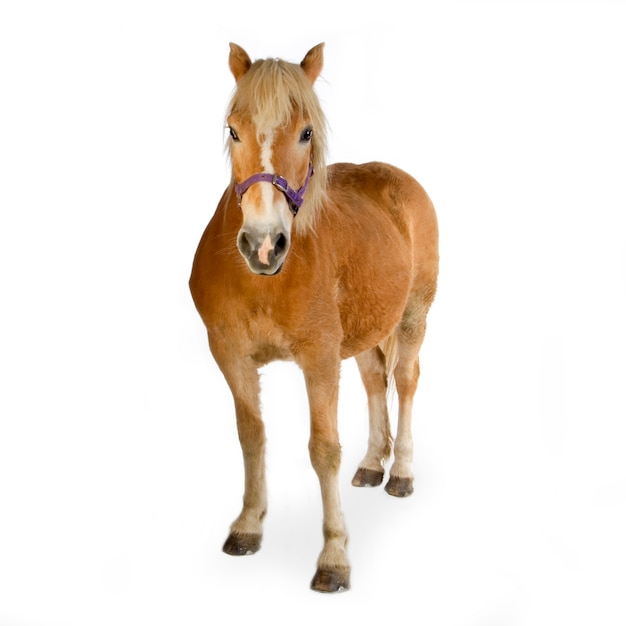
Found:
[237,230,252,257]
[275,233,288,256]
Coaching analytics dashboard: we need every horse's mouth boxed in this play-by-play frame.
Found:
[246,257,285,276]
[260,262,283,276]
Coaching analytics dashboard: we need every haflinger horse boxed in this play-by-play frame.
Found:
[189,43,439,592]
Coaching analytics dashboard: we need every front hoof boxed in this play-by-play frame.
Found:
[384,475,414,497]
[351,467,384,487]
[311,567,351,593]
[222,532,262,556]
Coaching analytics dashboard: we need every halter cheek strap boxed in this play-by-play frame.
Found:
[235,161,314,217]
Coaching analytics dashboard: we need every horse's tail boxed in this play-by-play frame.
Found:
[379,331,399,399]
[377,331,398,458]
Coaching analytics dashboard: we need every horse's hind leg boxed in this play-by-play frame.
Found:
[385,301,428,497]
[352,347,392,487]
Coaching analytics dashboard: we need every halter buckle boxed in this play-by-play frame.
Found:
[272,174,289,194]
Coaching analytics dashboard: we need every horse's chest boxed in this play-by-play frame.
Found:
[249,311,293,361]
[210,302,293,364]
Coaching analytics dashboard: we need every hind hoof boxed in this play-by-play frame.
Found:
[311,567,351,593]
[351,467,384,487]
[384,475,414,497]
[222,532,262,556]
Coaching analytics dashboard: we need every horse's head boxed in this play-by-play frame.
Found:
[226,43,327,275]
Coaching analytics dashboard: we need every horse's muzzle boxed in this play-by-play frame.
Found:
[237,227,290,275]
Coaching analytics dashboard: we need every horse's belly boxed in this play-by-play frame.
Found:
[337,263,411,358]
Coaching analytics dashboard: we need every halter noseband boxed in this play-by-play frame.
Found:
[235,161,314,217]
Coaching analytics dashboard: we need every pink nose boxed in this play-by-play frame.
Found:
[257,234,273,266]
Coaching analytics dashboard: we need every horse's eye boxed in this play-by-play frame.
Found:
[300,127,313,143]
[229,127,240,142]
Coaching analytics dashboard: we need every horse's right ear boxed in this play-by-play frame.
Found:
[229,43,252,82]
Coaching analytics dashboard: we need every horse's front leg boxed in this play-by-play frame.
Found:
[301,352,350,592]
[211,340,267,556]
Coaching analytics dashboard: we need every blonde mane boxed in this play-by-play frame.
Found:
[226,57,328,234]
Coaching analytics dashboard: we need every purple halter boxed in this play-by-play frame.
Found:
[234,161,314,217]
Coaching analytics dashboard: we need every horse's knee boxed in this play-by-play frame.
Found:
[309,438,341,476]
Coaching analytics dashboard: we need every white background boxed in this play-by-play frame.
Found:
[1,1,625,624]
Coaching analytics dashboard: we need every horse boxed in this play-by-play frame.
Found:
[189,42,439,592]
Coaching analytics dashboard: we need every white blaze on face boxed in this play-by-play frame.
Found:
[240,129,291,233]
[258,130,276,218]
[260,130,274,174]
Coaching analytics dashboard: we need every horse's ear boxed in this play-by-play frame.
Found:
[301,43,325,84]
[229,43,252,82]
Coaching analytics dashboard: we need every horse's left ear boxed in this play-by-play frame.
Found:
[301,43,325,84]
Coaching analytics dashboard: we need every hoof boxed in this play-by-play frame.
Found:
[311,567,351,593]
[384,475,414,497]
[222,532,262,556]
[351,467,384,487]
